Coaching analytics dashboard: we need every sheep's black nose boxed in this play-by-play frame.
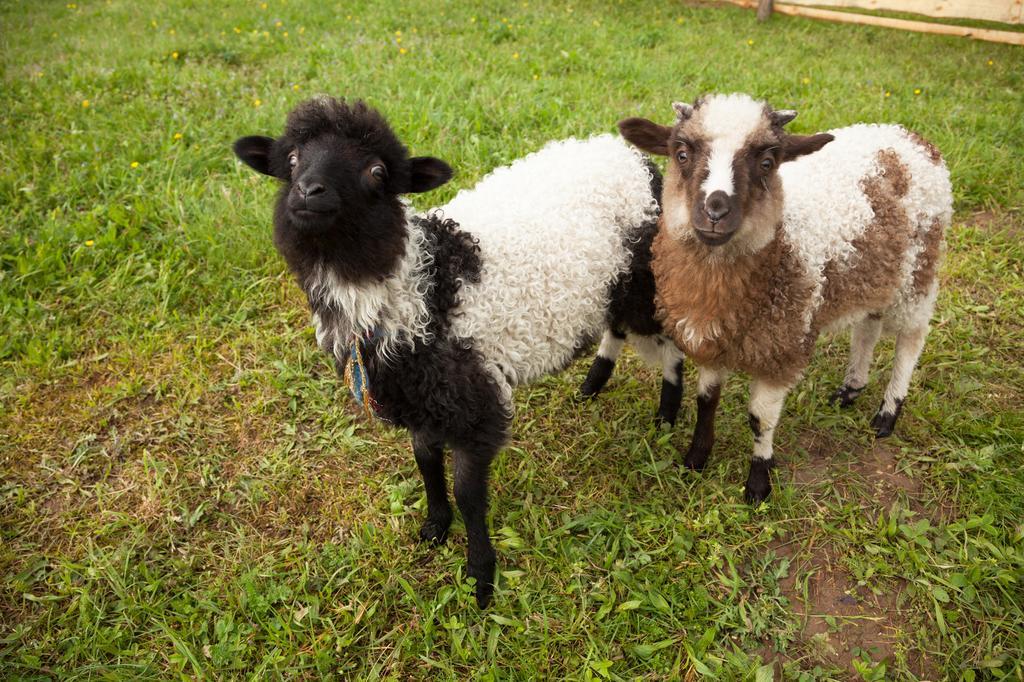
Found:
[297,180,326,198]
[705,191,730,223]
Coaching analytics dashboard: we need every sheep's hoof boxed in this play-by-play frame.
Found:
[579,357,615,398]
[870,399,904,439]
[683,447,710,471]
[468,560,496,608]
[829,384,864,408]
[654,411,677,429]
[577,381,601,399]
[418,518,451,545]
[744,459,773,504]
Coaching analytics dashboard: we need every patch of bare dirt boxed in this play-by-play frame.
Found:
[786,431,955,523]
[762,538,936,679]
[759,432,952,677]
[965,209,1022,236]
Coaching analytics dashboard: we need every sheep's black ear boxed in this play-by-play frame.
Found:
[781,133,834,163]
[618,118,672,156]
[233,136,279,177]
[408,156,453,193]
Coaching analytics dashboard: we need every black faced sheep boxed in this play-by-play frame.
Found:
[233,96,683,607]
[618,93,952,503]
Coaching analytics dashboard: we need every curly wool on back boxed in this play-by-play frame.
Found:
[440,134,661,388]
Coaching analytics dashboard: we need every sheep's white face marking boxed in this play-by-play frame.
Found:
[698,95,768,199]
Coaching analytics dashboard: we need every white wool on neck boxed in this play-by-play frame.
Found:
[308,214,434,362]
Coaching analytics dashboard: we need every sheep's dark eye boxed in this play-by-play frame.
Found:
[288,152,298,169]
[370,164,387,182]
[760,156,774,172]
[676,149,688,164]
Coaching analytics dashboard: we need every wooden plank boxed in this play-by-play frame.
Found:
[771,3,1024,42]
[758,0,775,21]
[782,0,1023,25]
[722,0,1024,43]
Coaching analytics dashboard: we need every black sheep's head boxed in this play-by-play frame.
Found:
[233,97,452,281]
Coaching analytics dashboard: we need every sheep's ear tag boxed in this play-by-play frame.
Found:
[771,110,798,127]
[672,102,694,121]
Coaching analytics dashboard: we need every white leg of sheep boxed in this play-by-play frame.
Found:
[745,379,792,502]
[872,322,929,437]
[832,315,884,407]
[579,329,626,398]
[657,340,686,426]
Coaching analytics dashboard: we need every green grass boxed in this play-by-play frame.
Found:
[2,0,1023,679]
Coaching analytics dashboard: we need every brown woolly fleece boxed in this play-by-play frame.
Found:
[815,150,912,328]
[653,227,813,385]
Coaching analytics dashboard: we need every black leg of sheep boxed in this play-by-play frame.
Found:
[412,432,452,544]
[452,447,498,608]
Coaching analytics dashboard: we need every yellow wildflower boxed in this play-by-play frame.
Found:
[85,240,95,246]
[747,39,754,46]
[292,84,300,91]
[130,161,139,168]
[802,77,810,84]
[254,98,262,107]
[399,47,407,54]
[173,132,183,140]
[512,52,519,59]
[283,31,288,37]
[914,88,922,95]
[275,20,283,27]
[233,26,241,33]
[884,91,891,98]
[82,99,90,108]
[172,51,179,59]
[987,59,994,65]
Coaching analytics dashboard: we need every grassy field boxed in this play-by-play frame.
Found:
[2,0,1023,679]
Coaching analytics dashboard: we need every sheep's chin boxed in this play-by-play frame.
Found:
[694,230,735,247]
[288,209,336,229]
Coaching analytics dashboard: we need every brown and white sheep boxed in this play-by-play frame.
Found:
[618,93,952,503]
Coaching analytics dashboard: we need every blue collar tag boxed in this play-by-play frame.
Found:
[345,328,387,420]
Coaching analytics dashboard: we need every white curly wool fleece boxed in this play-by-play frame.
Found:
[779,123,953,328]
[439,134,659,387]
